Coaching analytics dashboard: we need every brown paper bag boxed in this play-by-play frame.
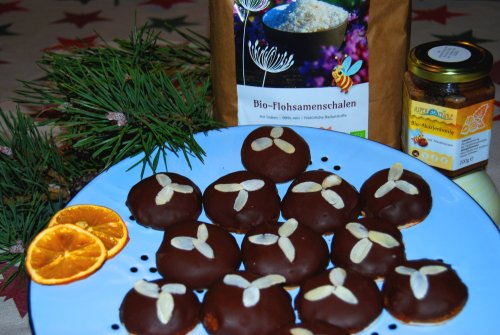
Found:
[209,0,411,148]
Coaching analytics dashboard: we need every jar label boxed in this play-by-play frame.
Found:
[403,96,494,171]
[428,45,471,63]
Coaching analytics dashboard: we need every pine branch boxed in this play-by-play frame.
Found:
[116,24,211,80]
[0,107,92,203]
[0,194,63,290]
[15,24,219,176]
[0,107,95,290]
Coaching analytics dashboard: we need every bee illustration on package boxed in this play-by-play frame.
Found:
[411,128,428,147]
[331,55,363,93]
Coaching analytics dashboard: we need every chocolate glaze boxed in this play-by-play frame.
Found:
[281,170,361,234]
[382,259,468,323]
[156,220,241,290]
[295,268,383,333]
[201,271,295,335]
[119,278,200,335]
[330,217,406,280]
[242,221,330,286]
[272,321,350,335]
[203,170,281,233]
[126,173,202,231]
[360,168,432,228]
[241,126,311,183]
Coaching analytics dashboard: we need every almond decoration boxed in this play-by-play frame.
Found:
[156,291,174,324]
[248,233,279,245]
[223,273,286,308]
[290,328,314,335]
[157,283,186,324]
[234,189,249,212]
[292,174,344,209]
[214,179,265,212]
[270,126,284,138]
[345,222,400,264]
[248,218,299,262]
[304,268,358,305]
[251,127,296,154]
[395,265,447,300]
[134,279,161,298]
[170,223,214,259]
[349,238,373,264]
[374,163,419,198]
[134,280,187,325]
[251,137,273,151]
[155,174,194,205]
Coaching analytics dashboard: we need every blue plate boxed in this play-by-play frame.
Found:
[29,125,500,334]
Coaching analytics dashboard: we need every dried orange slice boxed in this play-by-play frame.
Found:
[25,224,107,285]
[48,204,128,259]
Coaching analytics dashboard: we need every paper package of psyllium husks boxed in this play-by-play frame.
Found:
[209,0,411,148]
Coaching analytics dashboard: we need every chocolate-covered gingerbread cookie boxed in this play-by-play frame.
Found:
[281,170,361,234]
[126,172,202,230]
[120,279,200,335]
[295,267,383,333]
[156,220,241,290]
[360,162,432,228]
[241,126,311,183]
[272,321,350,335]
[201,271,295,335]
[242,218,330,287]
[382,259,468,324]
[203,170,281,233]
[330,217,406,280]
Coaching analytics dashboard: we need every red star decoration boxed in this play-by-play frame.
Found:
[44,35,99,52]
[139,0,193,10]
[491,60,500,86]
[0,264,29,318]
[494,101,500,122]
[52,11,111,29]
[0,0,28,15]
[491,61,500,122]
[0,47,8,64]
[491,59,500,122]
[412,5,467,25]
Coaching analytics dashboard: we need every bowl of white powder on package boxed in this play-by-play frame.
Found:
[262,0,348,61]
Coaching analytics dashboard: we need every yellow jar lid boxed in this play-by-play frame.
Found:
[408,40,493,83]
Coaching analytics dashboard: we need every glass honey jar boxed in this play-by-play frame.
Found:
[402,40,495,177]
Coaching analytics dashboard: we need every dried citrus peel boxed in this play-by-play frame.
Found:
[25,224,107,285]
[47,204,128,259]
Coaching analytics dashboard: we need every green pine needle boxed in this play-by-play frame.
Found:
[0,107,88,202]
[15,24,219,175]
[0,194,64,291]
